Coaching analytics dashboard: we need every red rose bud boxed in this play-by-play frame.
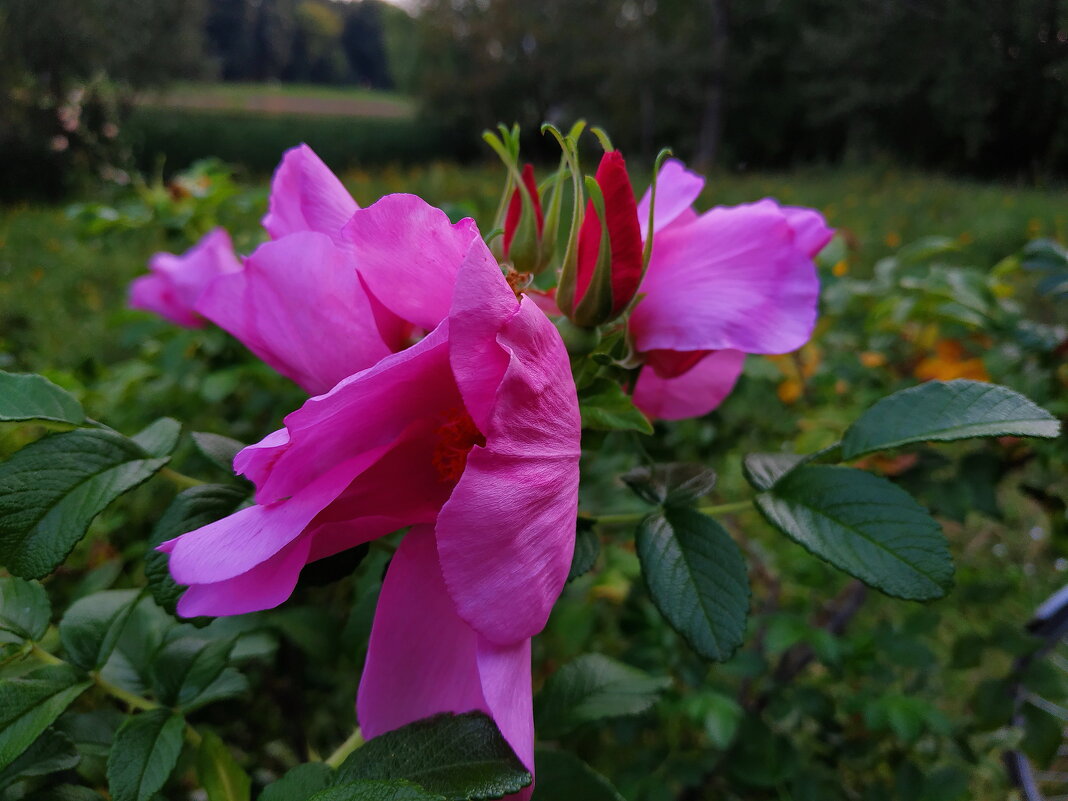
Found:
[502,163,547,274]
[568,151,643,328]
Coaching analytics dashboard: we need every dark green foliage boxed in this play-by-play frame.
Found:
[0,666,91,772]
[0,430,169,579]
[106,709,186,801]
[534,654,670,738]
[755,466,954,600]
[841,379,1061,458]
[636,508,750,661]
[0,577,51,644]
[531,750,624,801]
[0,371,86,426]
[335,712,532,800]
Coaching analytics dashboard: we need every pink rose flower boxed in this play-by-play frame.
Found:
[159,195,581,785]
[129,145,411,394]
[129,228,241,328]
[629,159,833,420]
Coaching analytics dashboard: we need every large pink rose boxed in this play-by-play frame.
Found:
[159,196,581,786]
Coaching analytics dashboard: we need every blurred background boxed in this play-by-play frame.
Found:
[2,0,1067,198]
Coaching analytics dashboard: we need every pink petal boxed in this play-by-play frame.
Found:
[448,239,518,434]
[250,324,456,504]
[196,232,393,395]
[437,297,580,645]
[301,419,457,562]
[130,229,241,327]
[630,199,820,356]
[175,535,312,617]
[262,144,358,241]
[342,194,480,331]
[357,527,534,779]
[784,205,834,258]
[633,349,747,420]
[636,158,705,241]
[161,457,359,585]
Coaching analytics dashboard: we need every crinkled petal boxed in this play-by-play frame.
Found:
[196,232,393,394]
[251,324,456,504]
[262,144,358,241]
[636,158,705,241]
[175,535,312,617]
[130,228,241,327]
[784,205,834,258]
[342,194,480,331]
[630,199,820,355]
[160,457,360,584]
[357,527,534,780]
[633,349,746,420]
[448,239,518,433]
[437,297,580,645]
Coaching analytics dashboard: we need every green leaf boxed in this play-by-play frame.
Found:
[131,418,182,458]
[197,730,250,801]
[335,712,531,800]
[534,654,670,738]
[59,590,141,672]
[841,380,1060,459]
[742,453,805,492]
[192,432,245,473]
[755,466,953,600]
[531,749,624,801]
[579,378,654,434]
[568,520,599,582]
[311,781,444,801]
[24,785,105,801]
[621,463,716,507]
[699,692,744,749]
[0,576,51,643]
[636,508,750,661]
[0,664,91,771]
[151,637,244,711]
[106,709,186,801]
[0,728,79,790]
[0,429,169,579]
[144,485,249,614]
[260,763,335,801]
[0,371,85,426]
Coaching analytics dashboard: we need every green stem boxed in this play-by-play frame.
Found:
[593,499,755,526]
[159,467,205,490]
[324,728,364,768]
[31,643,204,744]
[93,671,159,712]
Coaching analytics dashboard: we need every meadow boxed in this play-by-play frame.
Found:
[1,159,1066,800]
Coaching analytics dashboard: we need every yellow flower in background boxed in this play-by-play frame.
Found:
[914,340,989,382]
[770,344,821,404]
[885,231,902,248]
[832,260,849,277]
[859,351,886,368]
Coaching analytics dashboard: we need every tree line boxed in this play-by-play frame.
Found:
[411,0,1068,178]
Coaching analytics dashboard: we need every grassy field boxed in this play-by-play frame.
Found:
[137,81,416,118]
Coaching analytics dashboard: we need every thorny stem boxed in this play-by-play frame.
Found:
[593,499,755,526]
[324,728,365,768]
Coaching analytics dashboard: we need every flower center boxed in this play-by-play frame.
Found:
[431,407,486,483]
